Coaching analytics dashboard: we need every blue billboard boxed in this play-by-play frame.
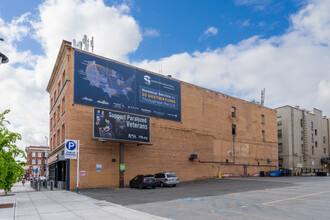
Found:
[74,50,181,121]
[94,108,150,143]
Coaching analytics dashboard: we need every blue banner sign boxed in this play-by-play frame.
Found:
[74,50,181,121]
[94,108,150,143]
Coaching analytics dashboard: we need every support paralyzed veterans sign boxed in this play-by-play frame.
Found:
[64,139,78,159]
[94,108,150,143]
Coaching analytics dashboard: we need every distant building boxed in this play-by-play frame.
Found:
[25,146,48,178]
[276,106,329,174]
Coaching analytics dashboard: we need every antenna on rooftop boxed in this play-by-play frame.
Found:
[72,35,94,53]
[260,88,265,106]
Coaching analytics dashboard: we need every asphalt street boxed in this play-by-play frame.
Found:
[80,177,330,220]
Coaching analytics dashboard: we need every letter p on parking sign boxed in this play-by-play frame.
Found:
[64,139,78,159]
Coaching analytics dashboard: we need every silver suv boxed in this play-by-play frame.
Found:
[154,172,179,187]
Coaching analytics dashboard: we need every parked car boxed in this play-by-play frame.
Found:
[129,175,156,189]
[154,172,179,187]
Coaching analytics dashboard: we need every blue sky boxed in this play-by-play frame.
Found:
[1,0,304,60]
[0,0,330,150]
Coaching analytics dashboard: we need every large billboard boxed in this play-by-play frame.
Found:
[93,108,150,143]
[74,50,181,121]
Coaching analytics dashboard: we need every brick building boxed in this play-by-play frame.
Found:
[276,106,329,174]
[46,40,278,190]
[25,146,48,178]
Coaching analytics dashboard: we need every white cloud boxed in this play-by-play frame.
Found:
[199,27,218,41]
[144,28,160,37]
[134,0,330,117]
[0,0,143,155]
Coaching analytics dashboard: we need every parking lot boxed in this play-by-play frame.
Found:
[80,177,330,219]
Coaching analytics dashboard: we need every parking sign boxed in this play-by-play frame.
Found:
[64,139,78,159]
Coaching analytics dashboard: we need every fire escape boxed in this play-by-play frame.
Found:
[302,110,308,161]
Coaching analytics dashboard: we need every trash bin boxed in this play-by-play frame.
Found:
[260,171,265,177]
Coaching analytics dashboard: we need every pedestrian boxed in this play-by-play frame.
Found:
[22,176,26,187]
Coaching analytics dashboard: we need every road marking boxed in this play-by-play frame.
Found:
[263,190,330,205]
[227,210,265,218]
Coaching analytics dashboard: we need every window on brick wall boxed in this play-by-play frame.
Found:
[262,130,265,141]
[62,70,65,86]
[32,159,35,165]
[57,128,60,144]
[61,123,65,142]
[32,152,36,157]
[38,160,41,165]
[38,152,41,157]
[261,115,265,124]
[62,96,65,114]
[232,124,236,135]
[231,107,236,118]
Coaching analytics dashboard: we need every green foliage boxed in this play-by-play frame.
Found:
[0,109,26,195]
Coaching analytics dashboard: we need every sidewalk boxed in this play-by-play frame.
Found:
[1,182,168,220]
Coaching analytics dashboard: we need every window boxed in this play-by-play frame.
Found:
[312,146,314,155]
[38,160,41,165]
[315,129,317,136]
[261,115,265,124]
[32,152,36,157]
[38,152,41,157]
[278,143,283,152]
[324,137,326,144]
[315,141,318,148]
[231,107,236,118]
[62,70,66,85]
[50,137,52,149]
[301,131,303,140]
[32,159,36,165]
[62,96,65,113]
[278,129,282,139]
[311,134,314,142]
[311,122,313,130]
[301,144,304,153]
[57,128,60,144]
[232,124,236,135]
[324,148,327,155]
[61,123,65,141]
[300,119,303,127]
[262,130,265,141]
[277,117,282,125]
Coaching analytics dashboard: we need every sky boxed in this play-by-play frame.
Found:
[0,0,330,156]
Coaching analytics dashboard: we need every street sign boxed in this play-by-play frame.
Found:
[64,139,78,159]
[120,164,125,172]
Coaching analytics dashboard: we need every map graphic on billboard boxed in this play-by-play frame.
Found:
[94,108,150,143]
[74,50,181,121]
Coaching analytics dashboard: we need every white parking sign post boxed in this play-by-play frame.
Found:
[65,139,79,193]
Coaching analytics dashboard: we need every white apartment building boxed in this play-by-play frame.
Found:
[276,106,329,174]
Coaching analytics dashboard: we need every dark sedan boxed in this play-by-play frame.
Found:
[129,175,156,189]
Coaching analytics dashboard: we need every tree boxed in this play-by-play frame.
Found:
[0,109,26,195]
